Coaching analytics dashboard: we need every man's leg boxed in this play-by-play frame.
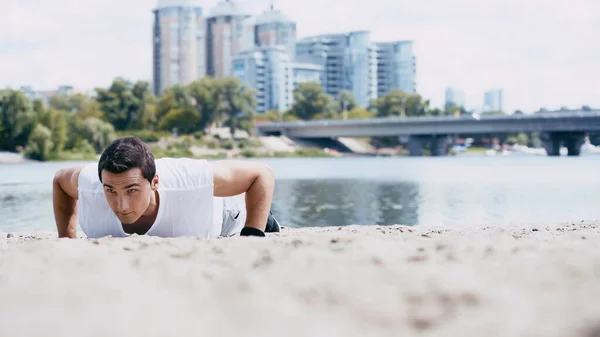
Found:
[265,209,281,233]
[219,194,280,236]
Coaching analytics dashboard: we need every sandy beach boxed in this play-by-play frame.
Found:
[1,222,600,337]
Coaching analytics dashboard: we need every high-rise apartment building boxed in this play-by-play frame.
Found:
[253,5,297,59]
[206,0,250,79]
[292,63,322,90]
[376,41,416,96]
[239,16,257,52]
[483,88,504,112]
[445,87,466,108]
[296,31,378,108]
[232,46,294,113]
[152,0,205,96]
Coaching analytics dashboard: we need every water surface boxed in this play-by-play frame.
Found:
[1,156,599,232]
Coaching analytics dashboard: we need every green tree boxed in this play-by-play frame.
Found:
[49,93,87,112]
[71,138,96,155]
[37,108,69,153]
[25,124,53,161]
[158,107,201,134]
[141,103,158,129]
[32,99,45,115]
[429,107,446,116]
[218,77,255,136]
[444,102,466,116]
[405,94,430,116]
[290,82,333,120]
[516,133,529,146]
[0,89,36,151]
[156,85,192,126]
[76,99,104,121]
[188,77,221,130]
[375,89,406,117]
[375,89,430,118]
[254,110,282,122]
[95,78,155,131]
[345,107,375,119]
[338,90,357,114]
[77,117,117,153]
[366,98,378,114]
[132,81,156,129]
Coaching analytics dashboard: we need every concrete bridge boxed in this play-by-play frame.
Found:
[255,110,600,156]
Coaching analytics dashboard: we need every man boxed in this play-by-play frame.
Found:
[52,136,280,239]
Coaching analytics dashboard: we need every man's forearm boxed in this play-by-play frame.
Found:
[53,178,78,238]
[243,168,275,232]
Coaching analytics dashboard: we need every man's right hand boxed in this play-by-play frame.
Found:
[52,166,83,238]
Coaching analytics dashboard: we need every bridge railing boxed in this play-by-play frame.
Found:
[257,110,600,129]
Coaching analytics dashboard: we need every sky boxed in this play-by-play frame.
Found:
[1,0,599,113]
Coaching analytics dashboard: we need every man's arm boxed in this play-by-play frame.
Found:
[53,166,83,238]
[210,160,275,234]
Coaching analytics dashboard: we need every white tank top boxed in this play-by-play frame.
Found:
[77,158,224,239]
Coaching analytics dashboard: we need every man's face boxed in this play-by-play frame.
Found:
[100,167,157,224]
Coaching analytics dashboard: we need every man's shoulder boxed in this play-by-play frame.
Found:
[156,157,212,188]
[156,157,210,173]
[77,162,102,191]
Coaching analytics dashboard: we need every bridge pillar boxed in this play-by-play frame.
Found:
[407,135,453,156]
[541,132,586,156]
[565,132,586,156]
[407,135,425,156]
[542,136,561,156]
[430,135,453,156]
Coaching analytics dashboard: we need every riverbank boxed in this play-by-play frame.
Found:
[0,151,29,164]
[1,221,599,336]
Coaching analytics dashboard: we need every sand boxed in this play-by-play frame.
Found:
[1,222,600,337]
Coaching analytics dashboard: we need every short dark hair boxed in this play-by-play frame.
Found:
[98,137,156,183]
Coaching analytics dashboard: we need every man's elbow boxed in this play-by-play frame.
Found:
[53,169,65,188]
[258,163,275,185]
[52,167,80,199]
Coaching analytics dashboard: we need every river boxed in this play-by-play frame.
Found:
[1,155,599,232]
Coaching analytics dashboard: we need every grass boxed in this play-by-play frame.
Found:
[115,130,171,143]
[47,151,98,161]
[465,146,491,153]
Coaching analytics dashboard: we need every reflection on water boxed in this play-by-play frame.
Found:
[271,179,422,227]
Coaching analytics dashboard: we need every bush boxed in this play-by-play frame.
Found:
[221,140,234,150]
[268,148,332,158]
[49,151,97,161]
[115,130,169,143]
[237,139,247,149]
[205,139,218,149]
[294,148,331,157]
[246,137,262,147]
[157,107,201,134]
[151,145,193,158]
[77,117,116,153]
[241,149,257,158]
[48,138,97,161]
[25,124,53,161]
[193,131,204,140]
[181,135,193,148]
